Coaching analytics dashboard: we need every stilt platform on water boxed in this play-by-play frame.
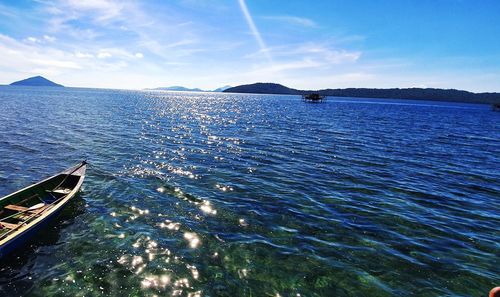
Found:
[302,93,326,103]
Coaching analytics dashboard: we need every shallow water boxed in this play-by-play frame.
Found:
[0,86,498,296]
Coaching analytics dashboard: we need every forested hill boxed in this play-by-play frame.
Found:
[224,83,500,104]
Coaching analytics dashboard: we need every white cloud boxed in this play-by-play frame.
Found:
[308,47,361,64]
[0,3,379,91]
[56,0,125,22]
[243,42,362,82]
[0,34,82,81]
[75,51,94,58]
[96,48,143,60]
[40,0,206,67]
[3,0,497,92]
[164,39,198,49]
[25,37,40,43]
[0,34,139,85]
[97,51,112,59]
[278,43,361,64]
[24,35,57,44]
[43,35,57,42]
[30,58,81,69]
[251,59,321,74]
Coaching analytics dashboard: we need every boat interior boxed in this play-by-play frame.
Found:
[0,173,80,238]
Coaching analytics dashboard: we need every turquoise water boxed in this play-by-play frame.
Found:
[0,86,498,296]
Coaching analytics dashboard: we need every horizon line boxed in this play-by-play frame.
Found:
[3,80,500,95]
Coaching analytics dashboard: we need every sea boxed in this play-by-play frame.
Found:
[0,86,498,296]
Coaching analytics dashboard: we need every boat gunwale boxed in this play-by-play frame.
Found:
[0,163,86,248]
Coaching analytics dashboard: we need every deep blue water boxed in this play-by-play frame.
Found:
[0,86,498,296]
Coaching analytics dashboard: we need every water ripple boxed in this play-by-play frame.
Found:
[0,87,498,296]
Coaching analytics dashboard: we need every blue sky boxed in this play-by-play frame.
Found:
[0,0,499,91]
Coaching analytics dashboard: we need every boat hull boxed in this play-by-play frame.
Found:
[0,162,86,258]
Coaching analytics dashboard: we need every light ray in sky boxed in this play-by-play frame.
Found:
[237,0,273,64]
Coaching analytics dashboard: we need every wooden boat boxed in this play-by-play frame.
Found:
[0,161,87,258]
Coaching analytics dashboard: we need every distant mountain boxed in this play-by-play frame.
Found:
[224,83,500,104]
[225,83,298,95]
[10,76,63,87]
[213,85,232,92]
[154,86,204,92]
[151,85,232,92]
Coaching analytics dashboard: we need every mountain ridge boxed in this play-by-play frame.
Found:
[224,83,500,104]
[150,85,232,92]
[154,86,204,92]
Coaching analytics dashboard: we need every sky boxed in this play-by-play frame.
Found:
[0,0,500,92]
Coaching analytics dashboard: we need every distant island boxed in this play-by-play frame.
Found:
[10,76,63,87]
[212,85,232,92]
[154,86,204,92]
[151,85,231,92]
[224,83,500,104]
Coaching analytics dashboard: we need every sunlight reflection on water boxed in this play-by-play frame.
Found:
[0,87,498,296]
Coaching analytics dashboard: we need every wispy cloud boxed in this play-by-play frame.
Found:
[0,33,140,79]
[0,4,16,18]
[30,58,81,69]
[1,1,497,91]
[38,0,208,64]
[0,1,370,90]
[249,59,322,74]
[0,34,81,77]
[261,15,318,28]
[293,43,361,64]
[163,39,199,49]
[47,0,126,24]
[244,41,361,77]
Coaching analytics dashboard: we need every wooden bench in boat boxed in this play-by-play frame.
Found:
[0,222,19,229]
[4,204,50,215]
[4,205,27,212]
[0,203,50,231]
